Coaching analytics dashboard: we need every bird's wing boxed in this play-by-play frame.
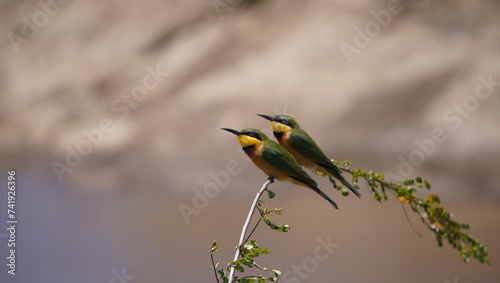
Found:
[261,145,318,188]
[262,141,340,209]
[289,130,343,175]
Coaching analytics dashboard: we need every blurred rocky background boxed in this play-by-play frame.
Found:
[0,0,499,282]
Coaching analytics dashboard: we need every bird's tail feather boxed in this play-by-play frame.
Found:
[311,186,339,210]
[290,175,339,209]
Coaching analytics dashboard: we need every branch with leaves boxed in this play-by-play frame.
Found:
[211,161,490,282]
[211,177,287,283]
[331,160,490,264]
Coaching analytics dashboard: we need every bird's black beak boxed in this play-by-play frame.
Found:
[257,114,274,121]
[221,128,241,135]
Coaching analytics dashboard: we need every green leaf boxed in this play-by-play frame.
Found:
[424,180,431,189]
[277,225,290,232]
[235,264,244,272]
[328,176,338,189]
[341,160,351,166]
[315,171,328,177]
[403,179,414,185]
[267,190,276,199]
[217,269,226,278]
[243,243,254,250]
[241,257,254,267]
[461,223,472,229]
[263,216,271,225]
[211,241,218,253]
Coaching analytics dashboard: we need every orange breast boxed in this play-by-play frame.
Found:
[248,144,293,182]
[279,133,316,170]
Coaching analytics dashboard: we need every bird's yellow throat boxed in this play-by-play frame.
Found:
[271,121,291,133]
[237,135,262,148]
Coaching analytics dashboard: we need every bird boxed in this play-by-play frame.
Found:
[257,114,361,198]
[221,128,339,209]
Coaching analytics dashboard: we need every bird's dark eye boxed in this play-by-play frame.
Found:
[279,118,293,127]
[245,131,262,140]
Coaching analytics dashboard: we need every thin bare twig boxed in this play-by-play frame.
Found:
[400,201,421,236]
[227,177,275,282]
[211,250,220,283]
[244,209,264,244]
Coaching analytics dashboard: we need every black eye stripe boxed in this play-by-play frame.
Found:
[244,131,262,140]
[276,117,293,127]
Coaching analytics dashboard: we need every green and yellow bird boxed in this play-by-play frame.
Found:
[258,114,361,198]
[221,128,339,209]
